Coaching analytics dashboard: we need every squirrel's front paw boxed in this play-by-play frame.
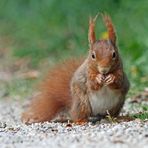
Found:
[96,74,105,85]
[104,74,115,86]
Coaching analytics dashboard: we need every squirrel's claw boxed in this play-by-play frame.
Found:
[104,74,115,86]
[96,74,105,85]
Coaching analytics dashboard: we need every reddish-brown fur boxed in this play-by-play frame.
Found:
[22,59,83,124]
[88,16,97,46]
[103,14,116,44]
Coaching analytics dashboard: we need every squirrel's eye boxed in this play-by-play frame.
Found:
[91,53,96,59]
[112,52,116,59]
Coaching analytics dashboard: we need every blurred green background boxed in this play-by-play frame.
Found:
[0,0,147,98]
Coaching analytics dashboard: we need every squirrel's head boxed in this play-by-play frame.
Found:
[88,14,119,74]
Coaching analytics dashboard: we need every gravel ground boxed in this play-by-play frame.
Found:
[0,99,147,148]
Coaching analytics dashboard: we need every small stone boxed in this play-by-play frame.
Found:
[0,122,7,128]
[145,134,148,138]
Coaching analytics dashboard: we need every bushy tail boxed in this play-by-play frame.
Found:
[21,58,83,124]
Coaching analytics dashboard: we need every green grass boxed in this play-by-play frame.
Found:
[0,0,147,97]
[129,104,148,120]
[132,112,148,120]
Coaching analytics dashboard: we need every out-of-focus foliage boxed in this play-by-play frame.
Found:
[0,0,147,89]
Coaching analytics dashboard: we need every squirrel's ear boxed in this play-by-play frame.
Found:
[103,14,116,45]
[88,15,98,50]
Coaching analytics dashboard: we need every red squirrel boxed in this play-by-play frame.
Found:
[21,14,130,124]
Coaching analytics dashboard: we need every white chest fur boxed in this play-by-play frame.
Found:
[89,86,121,116]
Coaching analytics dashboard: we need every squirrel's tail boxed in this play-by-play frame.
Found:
[21,58,83,124]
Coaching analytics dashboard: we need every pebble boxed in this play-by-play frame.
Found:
[0,100,147,148]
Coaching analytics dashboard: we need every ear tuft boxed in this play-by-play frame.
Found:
[102,14,116,45]
[88,13,99,49]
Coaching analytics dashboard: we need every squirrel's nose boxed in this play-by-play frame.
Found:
[99,67,110,74]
